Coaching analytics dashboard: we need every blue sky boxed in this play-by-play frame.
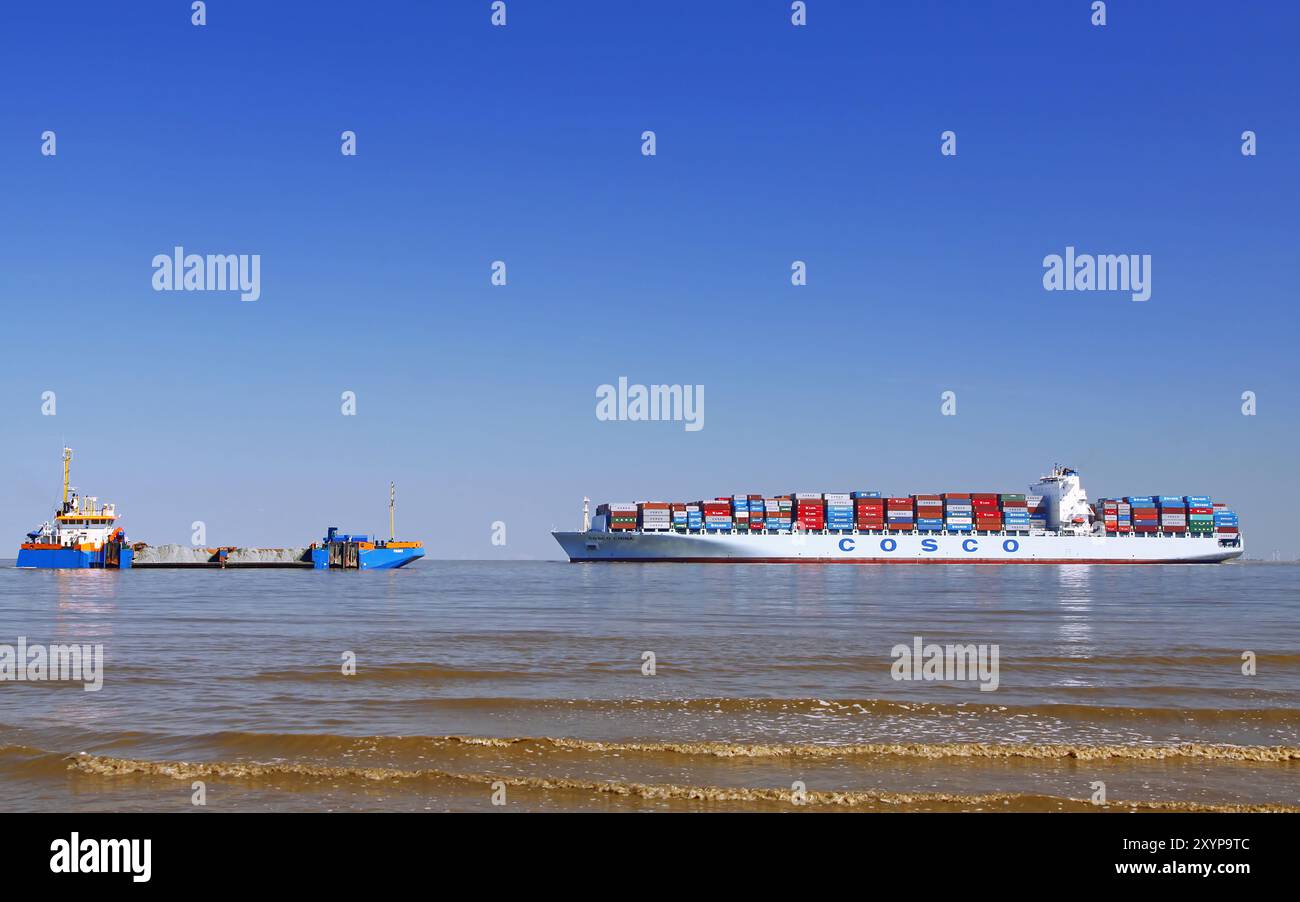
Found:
[1,1,1297,558]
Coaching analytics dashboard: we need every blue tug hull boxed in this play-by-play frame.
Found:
[16,547,134,569]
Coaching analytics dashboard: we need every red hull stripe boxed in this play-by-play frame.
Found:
[569,557,1224,565]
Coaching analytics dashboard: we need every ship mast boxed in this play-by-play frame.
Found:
[389,481,396,541]
[582,497,590,532]
[62,447,73,509]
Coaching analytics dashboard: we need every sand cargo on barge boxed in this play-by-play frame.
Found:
[15,449,423,571]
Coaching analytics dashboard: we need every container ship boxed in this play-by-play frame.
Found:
[553,466,1244,564]
[15,449,424,570]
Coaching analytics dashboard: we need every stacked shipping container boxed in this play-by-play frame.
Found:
[1001,494,1028,532]
[598,503,638,531]
[824,493,853,531]
[638,502,671,531]
[942,493,972,532]
[854,492,885,530]
[1098,499,1133,533]
[886,497,915,531]
[1027,494,1047,529]
[685,504,702,531]
[1213,503,1239,536]
[731,495,750,532]
[700,499,732,531]
[795,494,825,531]
[972,494,1002,531]
[766,497,793,531]
[913,494,943,531]
[1127,496,1158,532]
[604,489,1238,537]
[1185,496,1213,535]
[1157,496,1187,534]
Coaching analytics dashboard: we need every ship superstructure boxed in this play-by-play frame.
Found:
[17,448,133,569]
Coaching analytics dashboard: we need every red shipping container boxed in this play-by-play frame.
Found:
[1216,526,1239,534]
[942,493,971,500]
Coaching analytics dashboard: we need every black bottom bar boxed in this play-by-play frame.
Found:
[3,812,1285,888]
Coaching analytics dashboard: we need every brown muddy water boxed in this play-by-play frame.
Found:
[0,561,1296,812]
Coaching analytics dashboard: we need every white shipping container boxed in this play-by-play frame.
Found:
[823,493,851,503]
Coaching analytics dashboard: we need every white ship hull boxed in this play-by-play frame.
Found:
[552,530,1245,564]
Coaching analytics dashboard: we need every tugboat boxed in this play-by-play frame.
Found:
[16,448,133,569]
[309,484,426,570]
